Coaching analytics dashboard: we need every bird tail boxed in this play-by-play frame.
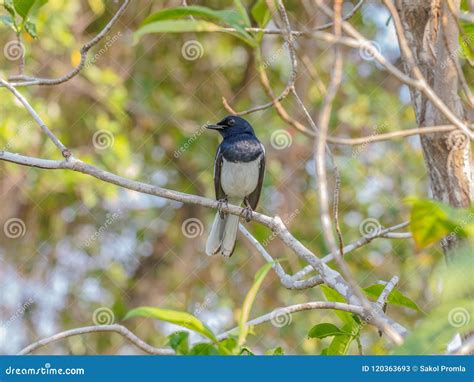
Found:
[205,198,242,257]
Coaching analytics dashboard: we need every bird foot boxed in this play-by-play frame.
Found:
[241,206,253,222]
[217,198,228,219]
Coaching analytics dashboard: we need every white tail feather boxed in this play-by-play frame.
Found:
[205,198,242,257]
[205,213,225,256]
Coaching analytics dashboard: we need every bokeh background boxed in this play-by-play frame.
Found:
[0,0,471,355]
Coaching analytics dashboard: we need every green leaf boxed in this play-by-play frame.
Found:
[220,336,238,353]
[459,22,474,61]
[251,0,271,28]
[141,6,239,26]
[327,333,352,355]
[327,322,359,355]
[320,285,354,325]
[233,0,251,27]
[363,284,421,312]
[0,15,14,29]
[189,343,220,355]
[3,0,16,18]
[308,323,346,339]
[134,20,255,46]
[168,331,189,355]
[24,20,36,38]
[239,346,255,355]
[13,0,35,20]
[238,262,273,346]
[137,5,255,46]
[265,346,284,355]
[407,198,473,248]
[124,306,217,343]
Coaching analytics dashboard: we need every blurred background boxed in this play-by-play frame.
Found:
[0,0,470,355]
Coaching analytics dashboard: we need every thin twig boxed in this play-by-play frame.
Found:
[216,301,364,341]
[291,222,411,282]
[311,0,366,31]
[223,0,297,116]
[0,79,71,158]
[442,2,474,108]
[18,324,175,355]
[6,0,130,87]
[380,0,473,139]
[377,276,399,309]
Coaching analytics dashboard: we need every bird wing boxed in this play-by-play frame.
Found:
[214,145,226,201]
[246,147,265,210]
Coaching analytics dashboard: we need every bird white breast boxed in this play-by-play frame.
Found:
[220,156,261,198]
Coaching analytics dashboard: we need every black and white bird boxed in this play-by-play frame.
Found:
[205,116,265,257]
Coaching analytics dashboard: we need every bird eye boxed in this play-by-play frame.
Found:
[228,118,235,126]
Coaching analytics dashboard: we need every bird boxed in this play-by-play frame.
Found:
[205,116,265,257]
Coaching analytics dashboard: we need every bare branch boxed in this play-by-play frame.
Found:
[223,0,297,116]
[0,79,70,158]
[216,301,364,341]
[377,276,400,309]
[380,0,473,139]
[311,0,366,31]
[291,222,411,283]
[18,324,175,355]
[0,149,407,339]
[6,0,130,87]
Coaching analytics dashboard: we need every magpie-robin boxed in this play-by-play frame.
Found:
[205,116,265,257]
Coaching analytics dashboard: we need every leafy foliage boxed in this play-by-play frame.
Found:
[135,4,256,46]
[407,198,473,248]
[125,307,217,343]
[1,0,471,357]
[363,284,421,312]
[396,247,474,354]
[238,262,273,346]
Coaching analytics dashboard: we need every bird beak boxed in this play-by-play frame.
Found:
[206,123,224,131]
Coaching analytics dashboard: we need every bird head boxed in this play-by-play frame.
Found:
[206,116,255,138]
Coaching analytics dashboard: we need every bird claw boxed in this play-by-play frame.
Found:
[217,198,228,219]
[241,206,253,222]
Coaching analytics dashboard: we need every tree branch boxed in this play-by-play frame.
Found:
[18,324,175,355]
[0,79,70,157]
[6,0,130,87]
[0,149,408,339]
[216,301,365,341]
